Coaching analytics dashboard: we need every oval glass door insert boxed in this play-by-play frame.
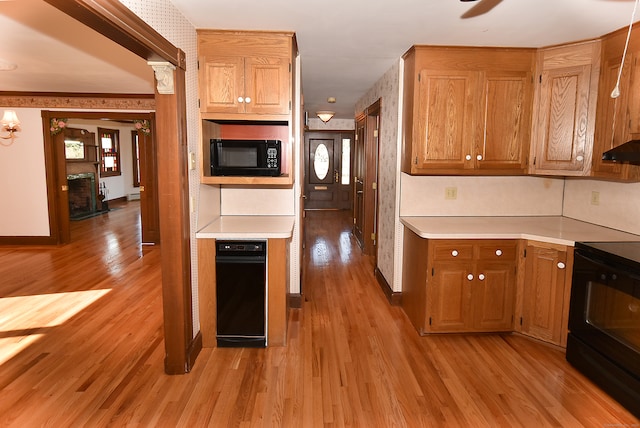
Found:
[314,143,330,180]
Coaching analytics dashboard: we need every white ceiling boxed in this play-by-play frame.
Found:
[0,0,638,119]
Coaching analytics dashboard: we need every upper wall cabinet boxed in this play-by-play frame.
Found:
[402,46,535,176]
[592,25,640,182]
[529,40,601,176]
[197,30,295,120]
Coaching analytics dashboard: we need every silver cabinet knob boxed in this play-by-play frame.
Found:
[465,154,472,161]
[557,262,566,269]
[245,97,251,104]
[237,96,244,103]
[477,154,483,161]
[467,274,474,281]
[495,249,502,256]
[478,273,485,281]
[451,250,459,257]
[576,155,584,162]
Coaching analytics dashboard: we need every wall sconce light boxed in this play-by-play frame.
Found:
[316,111,335,123]
[0,110,20,147]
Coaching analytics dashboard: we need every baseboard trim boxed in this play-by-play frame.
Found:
[288,293,303,309]
[0,236,57,245]
[374,267,402,306]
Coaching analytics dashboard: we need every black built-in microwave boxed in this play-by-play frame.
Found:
[210,139,281,177]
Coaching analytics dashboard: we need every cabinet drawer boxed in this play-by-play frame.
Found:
[477,241,517,261]
[432,243,474,261]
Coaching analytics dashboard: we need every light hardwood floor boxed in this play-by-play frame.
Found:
[0,204,637,426]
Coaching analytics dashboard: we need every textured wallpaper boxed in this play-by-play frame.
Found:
[355,61,402,290]
[118,0,202,337]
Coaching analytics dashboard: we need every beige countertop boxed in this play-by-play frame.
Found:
[400,216,640,246]
[196,215,295,239]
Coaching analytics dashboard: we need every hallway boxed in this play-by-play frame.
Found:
[0,207,636,426]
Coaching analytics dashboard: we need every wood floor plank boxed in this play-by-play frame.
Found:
[0,206,638,426]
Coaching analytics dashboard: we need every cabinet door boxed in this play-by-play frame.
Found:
[199,56,245,113]
[472,261,515,331]
[428,261,473,332]
[413,70,476,171]
[533,65,593,174]
[476,71,532,172]
[244,57,290,115]
[592,56,630,177]
[521,244,568,345]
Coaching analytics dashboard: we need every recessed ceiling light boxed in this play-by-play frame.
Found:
[327,97,336,103]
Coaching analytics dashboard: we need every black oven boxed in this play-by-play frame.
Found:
[567,241,640,418]
[210,139,281,177]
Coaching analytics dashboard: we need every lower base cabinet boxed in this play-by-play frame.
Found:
[402,230,573,347]
[516,240,574,347]
[402,231,517,334]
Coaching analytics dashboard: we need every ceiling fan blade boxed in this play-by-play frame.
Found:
[461,0,503,19]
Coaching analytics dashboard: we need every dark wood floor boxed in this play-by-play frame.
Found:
[0,204,637,426]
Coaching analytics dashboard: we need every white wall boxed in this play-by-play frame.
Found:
[563,178,640,235]
[0,108,50,236]
[220,188,295,215]
[400,175,565,217]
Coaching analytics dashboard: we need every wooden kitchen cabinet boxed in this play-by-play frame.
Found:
[401,230,517,334]
[429,240,517,333]
[592,27,640,181]
[518,240,574,347]
[199,55,290,115]
[529,40,601,176]
[197,30,297,186]
[197,30,295,119]
[402,46,535,175]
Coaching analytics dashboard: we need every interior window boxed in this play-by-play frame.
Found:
[99,128,121,177]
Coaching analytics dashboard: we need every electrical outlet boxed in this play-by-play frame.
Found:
[445,187,457,200]
[591,191,600,206]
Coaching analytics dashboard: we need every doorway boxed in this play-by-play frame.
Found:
[353,99,381,259]
[303,131,354,210]
[44,111,159,246]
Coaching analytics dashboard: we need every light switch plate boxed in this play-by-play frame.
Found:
[189,152,196,170]
[591,191,600,206]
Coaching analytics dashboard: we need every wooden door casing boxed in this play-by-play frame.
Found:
[138,117,160,245]
[353,116,366,248]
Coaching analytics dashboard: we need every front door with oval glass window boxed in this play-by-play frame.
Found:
[304,131,353,210]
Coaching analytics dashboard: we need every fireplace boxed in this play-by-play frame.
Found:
[67,173,97,219]
[567,242,640,418]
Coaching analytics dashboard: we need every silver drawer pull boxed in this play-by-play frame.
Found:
[557,262,566,269]
[451,250,459,257]
[467,274,474,281]
[478,274,485,281]
[495,249,502,256]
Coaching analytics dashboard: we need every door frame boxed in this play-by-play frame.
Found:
[42,110,157,245]
[303,130,354,210]
[44,0,196,375]
[356,99,381,261]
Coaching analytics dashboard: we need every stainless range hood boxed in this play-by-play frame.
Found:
[602,140,640,165]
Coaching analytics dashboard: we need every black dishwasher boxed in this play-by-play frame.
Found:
[215,240,266,347]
